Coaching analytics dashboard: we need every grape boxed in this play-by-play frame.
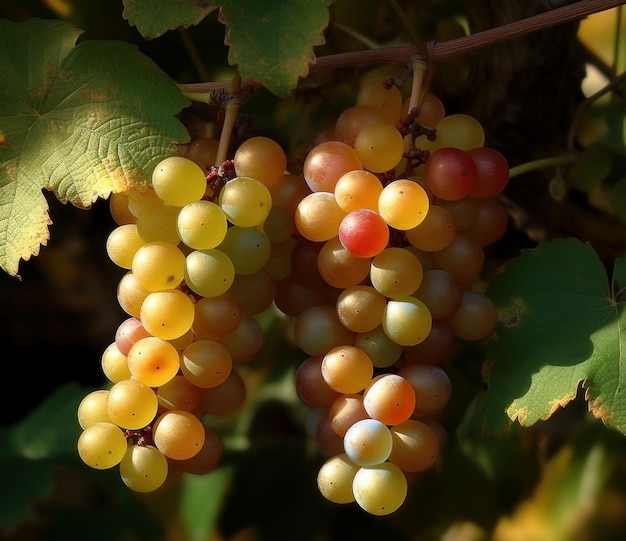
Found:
[115,316,151,356]
[152,410,205,460]
[388,419,440,472]
[317,453,360,504]
[405,204,456,252]
[168,425,223,475]
[233,136,287,189]
[334,169,383,212]
[410,92,445,127]
[218,226,271,275]
[356,77,403,123]
[135,198,182,245]
[354,325,403,369]
[101,342,131,383]
[465,197,509,247]
[140,289,195,340]
[377,179,430,230]
[106,224,145,269]
[317,235,371,289]
[401,321,457,366]
[228,269,277,315]
[177,200,228,250]
[219,315,265,364]
[78,422,128,470]
[109,191,135,225]
[425,147,478,201]
[263,206,295,244]
[434,113,485,150]
[269,172,311,216]
[131,241,185,292]
[382,297,432,347]
[303,140,363,192]
[399,364,452,418]
[431,233,484,285]
[116,272,150,318]
[192,293,242,340]
[352,462,407,516]
[343,418,393,467]
[184,249,235,297]
[335,105,389,147]
[413,269,463,320]
[315,412,347,457]
[437,197,477,231]
[362,373,415,426]
[107,379,158,430]
[184,136,219,171]
[335,285,387,333]
[321,345,374,394]
[156,375,200,412]
[127,336,181,387]
[354,122,404,173]
[181,339,232,388]
[449,289,498,341]
[328,393,369,437]
[467,146,510,197]
[198,369,247,416]
[338,209,389,258]
[295,191,346,243]
[369,247,424,298]
[119,444,168,492]
[218,176,272,227]
[295,355,342,408]
[293,305,355,356]
[77,390,112,429]
[151,156,207,207]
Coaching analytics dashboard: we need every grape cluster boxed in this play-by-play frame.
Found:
[77,136,292,491]
[286,69,509,515]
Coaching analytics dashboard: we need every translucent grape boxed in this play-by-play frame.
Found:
[116,272,150,318]
[294,191,346,242]
[181,339,232,388]
[430,233,484,285]
[218,176,272,227]
[294,305,355,357]
[317,453,359,504]
[106,224,145,269]
[405,204,456,252]
[77,390,112,429]
[156,375,200,412]
[184,249,235,297]
[336,285,387,333]
[152,410,206,460]
[369,247,424,298]
[434,113,485,150]
[131,241,185,292]
[382,297,432,347]
[77,422,128,470]
[115,316,151,356]
[197,369,247,416]
[334,169,383,212]
[127,336,180,387]
[321,345,374,394]
[295,355,342,408]
[362,373,415,426]
[334,105,389,147]
[449,289,498,341]
[219,315,265,364]
[101,342,131,383]
[107,379,158,430]
[184,136,219,171]
[388,419,440,472]
[425,147,478,201]
[328,393,369,437]
[356,77,403,123]
[218,226,271,275]
[399,364,452,418]
[465,197,509,247]
[303,140,363,192]
[192,293,242,340]
[119,444,168,492]
[151,156,207,207]
[354,122,404,173]
[228,269,277,315]
[168,425,223,475]
[413,269,463,320]
[233,136,287,189]
[177,200,228,250]
[352,462,407,516]
[338,209,389,258]
[135,198,181,245]
[354,325,403,369]
[317,235,371,289]
[467,146,509,197]
[343,418,393,467]
[140,289,195,340]
[262,206,295,244]
[377,179,430,230]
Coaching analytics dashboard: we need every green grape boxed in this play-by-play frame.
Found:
[135,198,181,245]
[101,342,131,383]
[181,339,232,388]
[233,136,287,190]
[77,390,112,429]
[434,113,485,150]
[321,345,373,394]
[336,285,387,333]
[369,247,424,298]
[354,122,404,173]
[343,418,393,467]
[140,289,195,341]
[218,176,272,227]
[107,378,158,430]
[217,226,272,275]
[317,453,359,504]
[77,422,128,470]
[152,410,206,460]
[119,444,168,492]
[388,419,440,472]
[151,156,207,207]
[184,249,235,297]
[106,224,145,269]
[131,241,185,292]
[377,179,430,230]
[295,192,346,243]
[352,462,408,516]
[354,325,403,369]
[127,336,181,387]
[177,200,228,250]
[382,296,432,346]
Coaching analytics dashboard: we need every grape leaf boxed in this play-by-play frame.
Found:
[479,238,626,436]
[122,0,218,39]
[0,18,190,277]
[218,0,333,97]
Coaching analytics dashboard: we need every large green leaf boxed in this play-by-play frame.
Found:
[0,18,190,277]
[479,238,626,436]
[218,0,333,97]
[122,0,218,39]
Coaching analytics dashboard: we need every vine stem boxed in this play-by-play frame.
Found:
[508,154,577,178]
[215,73,242,165]
[179,0,625,95]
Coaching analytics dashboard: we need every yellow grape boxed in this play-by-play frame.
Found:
[343,418,393,467]
[434,113,485,150]
[119,444,168,492]
[181,339,232,388]
[77,390,112,429]
[295,192,346,242]
[184,249,235,298]
[382,296,432,347]
[140,289,195,340]
[334,169,383,212]
[352,462,408,516]
[116,272,150,318]
[151,156,207,207]
[131,241,185,292]
[321,345,373,394]
[106,224,145,269]
[106,379,158,430]
[100,342,131,383]
[218,176,272,227]
[369,247,424,298]
[317,453,360,504]
[127,336,181,387]
[152,410,206,460]
[177,200,228,250]
[377,179,430,230]
[234,136,287,189]
[77,422,128,469]
[354,122,404,173]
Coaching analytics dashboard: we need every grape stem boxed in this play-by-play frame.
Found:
[508,154,577,179]
[179,0,625,95]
